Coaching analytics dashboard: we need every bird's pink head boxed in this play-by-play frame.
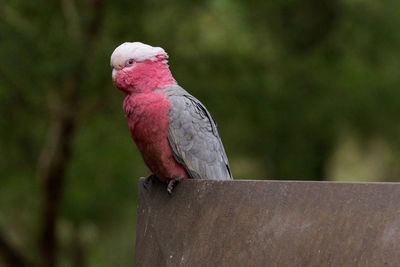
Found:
[110,42,176,94]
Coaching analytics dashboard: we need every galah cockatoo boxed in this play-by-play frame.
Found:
[110,42,233,193]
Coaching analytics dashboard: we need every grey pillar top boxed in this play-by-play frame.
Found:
[135,179,400,267]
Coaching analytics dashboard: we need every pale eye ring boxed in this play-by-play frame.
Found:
[125,58,135,67]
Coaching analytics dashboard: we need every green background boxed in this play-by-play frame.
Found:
[2,0,400,266]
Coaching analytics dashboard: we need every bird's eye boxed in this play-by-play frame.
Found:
[125,59,135,67]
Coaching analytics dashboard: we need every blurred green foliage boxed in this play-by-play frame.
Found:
[1,0,400,266]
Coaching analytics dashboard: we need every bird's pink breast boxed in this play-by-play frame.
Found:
[123,92,188,182]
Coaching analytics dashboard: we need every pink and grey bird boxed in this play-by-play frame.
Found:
[110,42,232,192]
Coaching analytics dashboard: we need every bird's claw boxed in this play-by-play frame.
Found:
[143,174,157,190]
[145,174,157,183]
[167,177,182,195]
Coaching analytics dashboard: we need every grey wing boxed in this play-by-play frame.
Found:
[167,92,232,180]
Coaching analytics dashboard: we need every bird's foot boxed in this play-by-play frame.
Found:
[166,177,184,195]
[143,174,157,190]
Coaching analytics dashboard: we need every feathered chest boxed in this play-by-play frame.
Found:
[123,92,171,142]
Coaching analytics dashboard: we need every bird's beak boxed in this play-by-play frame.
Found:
[112,68,118,81]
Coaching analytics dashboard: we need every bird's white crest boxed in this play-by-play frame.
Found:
[110,42,167,69]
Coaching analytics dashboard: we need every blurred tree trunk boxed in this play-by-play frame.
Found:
[37,0,105,266]
[38,97,76,267]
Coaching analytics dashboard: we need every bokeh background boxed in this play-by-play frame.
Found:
[2,0,400,266]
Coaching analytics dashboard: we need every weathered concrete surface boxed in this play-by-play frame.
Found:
[135,179,400,267]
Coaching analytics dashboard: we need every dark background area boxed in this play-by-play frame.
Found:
[1,0,400,266]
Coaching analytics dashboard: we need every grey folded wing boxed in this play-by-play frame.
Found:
[165,86,232,180]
